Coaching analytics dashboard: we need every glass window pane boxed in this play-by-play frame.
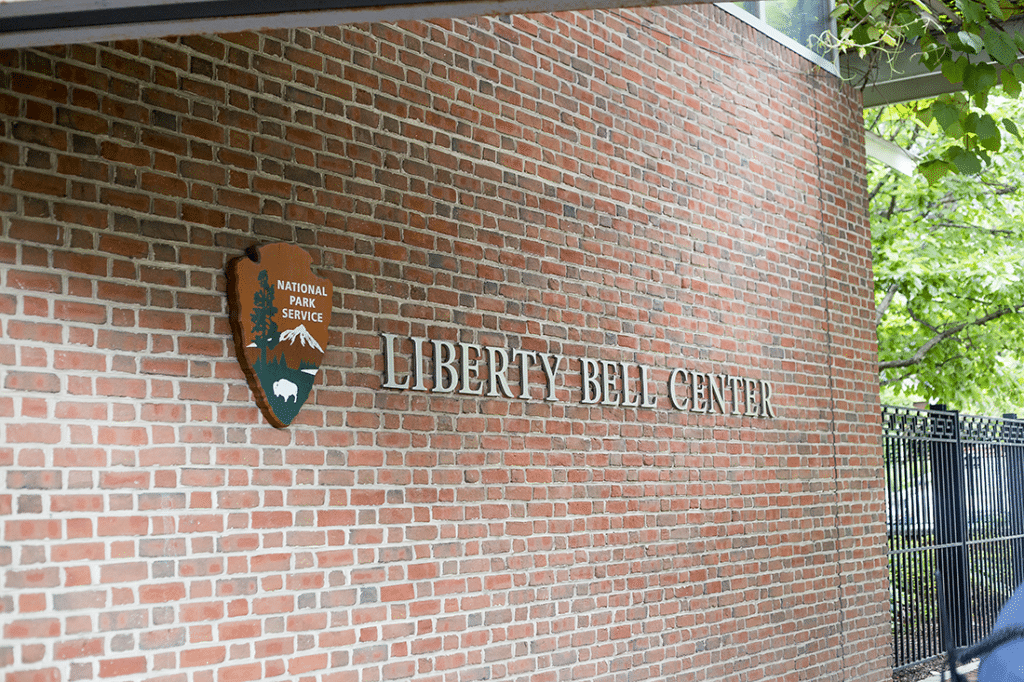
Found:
[761,0,832,57]
[740,1,762,18]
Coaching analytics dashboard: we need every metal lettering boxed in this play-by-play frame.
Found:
[458,342,485,396]
[745,378,759,416]
[600,360,619,406]
[512,348,537,400]
[377,331,777,418]
[639,364,658,408]
[538,352,563,402]
[381,333,409,390]
[729,376,744,415]
[620,362,641,408]
[708,373,726,414]
[431,339,457,393]
[760,380,776,418]
[668,368,689,411]
[410,336,429,391]
[580,357,601,404]
[486,346,514,398]
[690,370,708,413]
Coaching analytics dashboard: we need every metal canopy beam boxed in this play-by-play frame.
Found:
[843,16,1024,108]
[0,0,721,49]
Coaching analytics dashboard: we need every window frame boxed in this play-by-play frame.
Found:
[718,1,839,75]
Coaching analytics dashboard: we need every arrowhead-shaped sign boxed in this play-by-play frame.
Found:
[226,243,332,428]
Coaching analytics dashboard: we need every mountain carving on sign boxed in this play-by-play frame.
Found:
[279,324,323,352]
[268,324,324,370]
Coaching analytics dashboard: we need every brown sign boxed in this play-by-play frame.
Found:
[227,243,332,428]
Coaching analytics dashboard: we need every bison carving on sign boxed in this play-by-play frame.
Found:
[273,378,298,402]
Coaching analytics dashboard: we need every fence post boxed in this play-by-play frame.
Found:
[930,404,971,647]
[1004,413,1024,590]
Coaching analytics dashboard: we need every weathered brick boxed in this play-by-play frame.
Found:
[0,11,887,682]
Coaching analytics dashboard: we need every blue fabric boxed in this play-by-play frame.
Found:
[979,583,1024,681]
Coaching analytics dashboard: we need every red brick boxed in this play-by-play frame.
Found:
[4,568,60,589]
[97,516,148,536]
[54,350,107,372]
[99,562,148,584]
[101,141,150,166]
[288,653,328,675]
[12,170,66,197]
[6,270,63,293]
[181,645,226,668]
[6,424,61,444]
[54,637,104,660]
[53,301,107,324]
[51,542,104,563]
[98,656,147,678]
[5,372,61,393]
[251,512,291,529]
[52,251,107,276]
[216,663,261,682]
[6,320,62,344]
[3,618,60,639]
[3,669,61,682]
[139,583,186,603]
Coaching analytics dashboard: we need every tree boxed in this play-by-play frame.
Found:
[251,269,279,367]
[831,0,1024,180]
[870,96,1024,410]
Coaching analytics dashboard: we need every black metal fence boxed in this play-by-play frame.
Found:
[884,405,1024,670]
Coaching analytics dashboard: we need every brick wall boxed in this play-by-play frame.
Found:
[0,6,891,682]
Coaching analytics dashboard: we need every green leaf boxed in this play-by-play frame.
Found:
[964,62,998,97]
[949,147,983,174]
[918,159,952,184]
[957,30,985,54]
[965,111,980,134]
[851,24,872,45]
[956,0,986,24]
[942,55,969,84]
[979,132,1002,152]
[983,29,1019,66]
[931,101,965,136]
[830,3,850,19]
[1005,119,1022,141]
[1002,68,1021,98]
[976,113,999,139]
[983,0,1008,20]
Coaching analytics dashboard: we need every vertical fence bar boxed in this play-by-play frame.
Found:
[1005,414,1024,591]
[930,405,971,649]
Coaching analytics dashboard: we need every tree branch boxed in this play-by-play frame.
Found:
[867,169,897,206]
[878,304,1024,371]
[876,281,901,325]
[879,351,968,387]
[928,221,1013,236]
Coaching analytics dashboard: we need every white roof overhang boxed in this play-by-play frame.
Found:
[0,0,720,49]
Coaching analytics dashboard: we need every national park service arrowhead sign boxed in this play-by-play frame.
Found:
[227,243,332,428]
